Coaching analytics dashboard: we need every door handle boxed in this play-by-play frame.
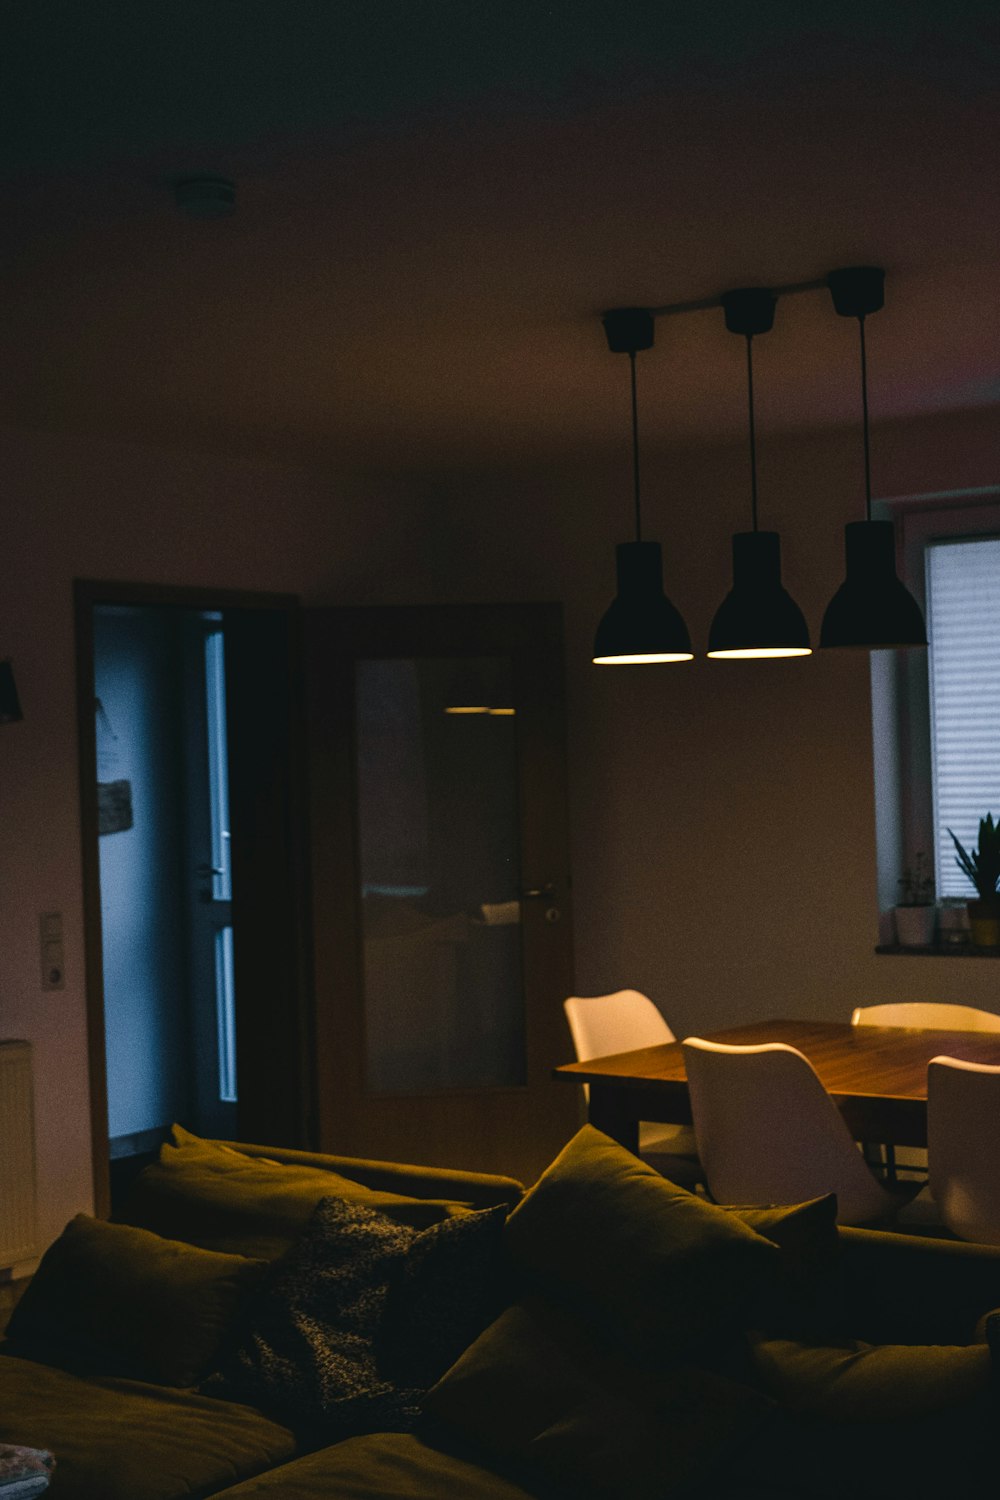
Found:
[521,882,561,923]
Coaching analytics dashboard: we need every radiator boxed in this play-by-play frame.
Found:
[0,1041,38,1268]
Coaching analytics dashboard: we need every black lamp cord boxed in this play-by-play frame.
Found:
[858,314,872,522]
[629,350,642,542]
[745,333,759,533]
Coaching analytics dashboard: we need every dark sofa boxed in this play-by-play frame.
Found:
[2,1123,998,1500]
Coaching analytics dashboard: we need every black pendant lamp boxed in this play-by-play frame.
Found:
[820,267,927,650]
[592,308,693,665]
[707,289,811,659]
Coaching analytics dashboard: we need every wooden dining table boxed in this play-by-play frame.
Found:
[553,1017,1000,1153]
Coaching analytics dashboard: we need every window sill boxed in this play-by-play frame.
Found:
[876,943,1000,958]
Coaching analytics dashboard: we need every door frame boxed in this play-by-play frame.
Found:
[74,579,307,1216]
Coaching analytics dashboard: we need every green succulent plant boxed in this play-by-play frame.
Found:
[948,814,1000,901]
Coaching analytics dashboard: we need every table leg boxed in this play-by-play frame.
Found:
[587,1084,640,1155]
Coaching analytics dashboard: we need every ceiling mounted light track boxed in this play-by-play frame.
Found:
[586,263,925,666]
[707,289,811,660]
[820,267,927,651]
[592,308,693,665]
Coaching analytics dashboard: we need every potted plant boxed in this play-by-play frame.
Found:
[948,814,1000,946]
[893,852,937,946]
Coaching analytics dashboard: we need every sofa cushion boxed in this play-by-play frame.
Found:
[212,1140,524,1214]
[831,1224,1000,1346]
[0,1351,297,1500]
[504,1125,778,1364]
[748,1333,993,1420]
[422,1299,775,1500]
[203,1432,544,1499]
[5,1216,265,1387]
[115,1128,474,1260]
[745,1335,997,1500]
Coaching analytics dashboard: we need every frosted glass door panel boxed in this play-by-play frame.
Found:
[355,657,525,1093]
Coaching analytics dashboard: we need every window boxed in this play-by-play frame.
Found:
[872,489,1000,923]
[925,536,1000,897]
[204,620,237,1102]
[205,625,232,904]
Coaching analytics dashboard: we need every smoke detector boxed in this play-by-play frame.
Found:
[173,177,236,219]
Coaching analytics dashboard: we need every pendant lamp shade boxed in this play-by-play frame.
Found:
[592,307,692,665]
[594,541,693,663]
[820,520,927,649]
[821,266,927,651]
[708,532,811,658]
[707,288,811,660]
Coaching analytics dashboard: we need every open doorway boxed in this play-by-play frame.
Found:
[93,604,237,1202]
[76,581,310,1216]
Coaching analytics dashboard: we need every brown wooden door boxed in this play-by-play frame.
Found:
[304,603,579,1184]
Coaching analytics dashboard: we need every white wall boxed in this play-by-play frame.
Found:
[0,404,997,1250]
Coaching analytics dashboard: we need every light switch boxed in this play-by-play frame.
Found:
[40,912,65,991]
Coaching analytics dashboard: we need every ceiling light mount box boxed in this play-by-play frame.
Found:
[173,177,236,218]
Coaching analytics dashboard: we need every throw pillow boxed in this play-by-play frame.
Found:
[423,1299,776,1500]
[210,1195,512,1441]
[5,1215,265,1387]
[725,1195,844,1338]
[725,1194,840,1263]
[377,1202,510,1391]
[503,1124,778,1366]
[116,1126,473,1259]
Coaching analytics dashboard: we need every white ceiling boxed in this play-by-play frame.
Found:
[0,2,997,465]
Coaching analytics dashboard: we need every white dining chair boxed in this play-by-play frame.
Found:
[927,1055,1000,1243]
[851,1004,1000,1180]
[681,1036,913,1226]
[851,1002,1000,1032]
[563,990,704,1187]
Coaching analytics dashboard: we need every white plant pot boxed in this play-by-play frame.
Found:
[893,905,937,947]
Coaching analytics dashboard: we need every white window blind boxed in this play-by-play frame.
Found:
[926,536,1000,897]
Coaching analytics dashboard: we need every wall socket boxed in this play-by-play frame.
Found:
[39,912,65,991]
